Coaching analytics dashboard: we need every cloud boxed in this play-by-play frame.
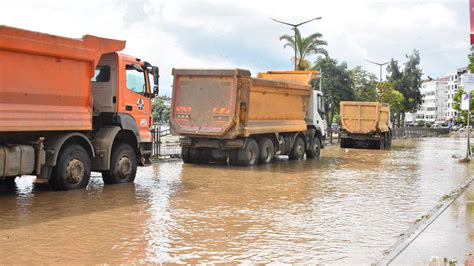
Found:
[0,0,470,95]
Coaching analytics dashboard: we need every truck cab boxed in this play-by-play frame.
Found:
[92,53,159,145]
[0,26,159,190]
[306,90,327,138]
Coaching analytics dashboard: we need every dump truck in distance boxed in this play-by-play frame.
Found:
[339,101,391,149]
[171,69,327,166]
[0,26,159,190]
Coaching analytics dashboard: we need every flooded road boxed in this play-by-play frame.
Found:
[0,137,473,264]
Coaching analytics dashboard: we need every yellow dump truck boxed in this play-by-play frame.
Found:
[170,69,328,166]
[339,101,391,149]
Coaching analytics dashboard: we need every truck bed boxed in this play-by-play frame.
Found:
[0,26,125,132]
[170,69,315,139]
[340,101,390,134]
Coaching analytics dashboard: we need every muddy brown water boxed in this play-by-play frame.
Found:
[0,138,472,264]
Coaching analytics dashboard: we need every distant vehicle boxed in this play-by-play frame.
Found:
[171,69,328,166]
[331,123,339,130]
[339,101,391,149]
[0,26,159,190]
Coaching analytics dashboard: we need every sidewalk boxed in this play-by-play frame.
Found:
[391,184,474,265]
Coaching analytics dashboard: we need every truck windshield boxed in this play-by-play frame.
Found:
[126,64,146,95]
[92,65,110,82]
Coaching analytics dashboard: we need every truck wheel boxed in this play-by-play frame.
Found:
[188,148,199,164]
[379,134,385,150]
[199,150,211,164]
[236,138,259,166]
[258,138,275,164]
[228,150,239,166]
[306,137,321,159]
[340,138,346,148]
[0,177,16,188]
[181,147,192,163]
[188,148,209,164]
[49,144,91,191]
[102,143,137,184]
[387,133,392,148]
[289,137,305,160]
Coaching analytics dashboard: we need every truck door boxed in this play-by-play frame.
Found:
[122,64,152,141]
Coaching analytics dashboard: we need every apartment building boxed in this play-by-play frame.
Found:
[415,77,447,124]
[444,67,468,122]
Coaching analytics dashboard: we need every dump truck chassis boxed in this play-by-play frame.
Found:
[180,128,323,166]
[340,131,392,150]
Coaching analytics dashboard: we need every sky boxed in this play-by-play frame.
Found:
[1,0,470,96]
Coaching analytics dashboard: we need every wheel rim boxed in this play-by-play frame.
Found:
[248,147,257,165]
[314,142,320,155]
[65,159,85,185]
[265,146,272,162]
[296,144,304,158]
[115,156,132,179]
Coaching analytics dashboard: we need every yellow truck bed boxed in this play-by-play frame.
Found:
[170,69,317,139]
[340,101,390,134]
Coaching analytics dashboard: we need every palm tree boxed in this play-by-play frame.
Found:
[280,28,328,70]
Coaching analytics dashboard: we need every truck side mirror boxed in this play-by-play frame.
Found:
[152,66,159,97]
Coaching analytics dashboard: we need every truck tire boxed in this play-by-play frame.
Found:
[306,137,321,159]
[197,149,211,164]
[289,137,305,160]
[236,138,259,166]
[340,138,346,148]
[228,150,239,166]
[49,144,91,191]
[341,138,353,148]
[387,132,392,148]
[258,138,275,164]
[0,177,16,188]
[187,148,209,164]
[102,143,137,184]
[181,147,192,163]
[379,134,385,150]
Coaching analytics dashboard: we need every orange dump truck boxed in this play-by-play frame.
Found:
[339,101,391,149]
[171,69,328,166]
[0,26,159,190]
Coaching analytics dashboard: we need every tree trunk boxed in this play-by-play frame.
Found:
[396,113,401,128]
[401,112,406,127]
[329,109,335,144]
[325,113,332,144]
[390,112,396,128]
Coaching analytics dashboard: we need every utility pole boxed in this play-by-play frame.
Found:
[271,17,322,70]
[365,59,390,82]
[468,110,471,158]
[319,68,322,91]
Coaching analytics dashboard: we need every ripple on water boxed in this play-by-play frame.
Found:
[0,138,472,264]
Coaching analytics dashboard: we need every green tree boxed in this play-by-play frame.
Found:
[386,50,422,127]
[453,87,474,125]
[313,56,355,142]
[378,81,405,124]
[152,97,170,124]
[350,66,378,102]
[280,28,328,70]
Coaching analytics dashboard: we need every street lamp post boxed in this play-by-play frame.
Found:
[365,59,390,83]
[271,17,322,70]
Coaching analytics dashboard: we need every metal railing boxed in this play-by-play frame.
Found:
[150,124,181,158]
[391,127,450,139]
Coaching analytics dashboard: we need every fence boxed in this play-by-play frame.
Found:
[150,124,181,158]
[391,127,450,139]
